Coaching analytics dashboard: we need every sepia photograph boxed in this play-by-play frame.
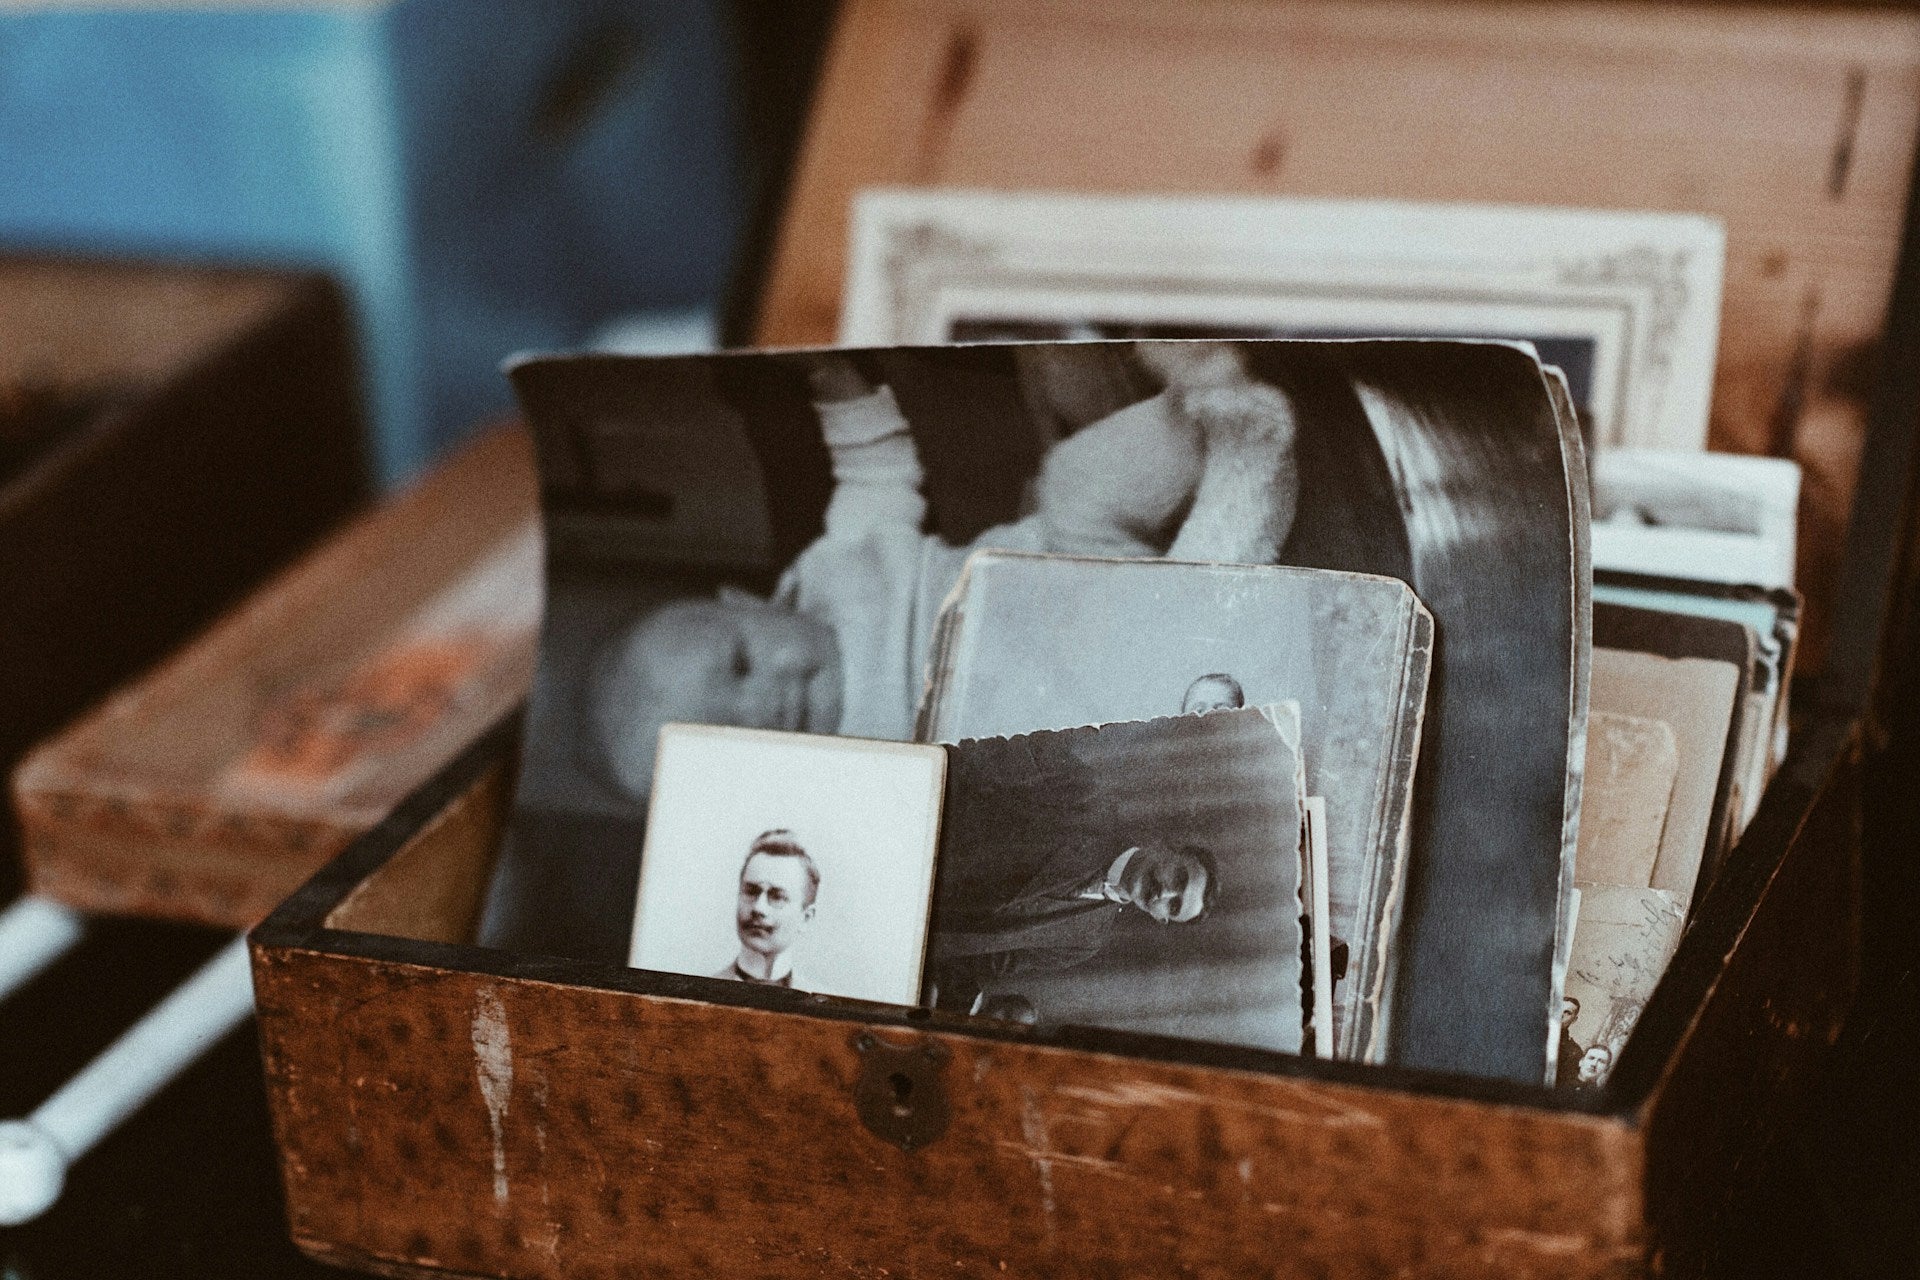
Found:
[930,705,1306,1054]
[627,724,946,1005]
[841,188,1724,450]
[487,337,1583,1085]
[1558,883,1686,1091]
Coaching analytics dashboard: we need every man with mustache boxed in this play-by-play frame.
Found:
[713,829,818,988]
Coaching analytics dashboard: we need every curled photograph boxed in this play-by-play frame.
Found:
[920,551,1431,1062]
[488,338,1584,1084]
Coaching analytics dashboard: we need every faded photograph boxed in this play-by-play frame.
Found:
[921,551,1430,1061]
[1558,883,1686,1090]
[627,724,945,1006]
[930,706,1306,1054]
[485,338,1584,1086]
[952,316,1599,444]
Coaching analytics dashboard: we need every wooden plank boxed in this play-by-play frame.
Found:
[12,424,539,929]
[0,260,369,795]
[758,0,1920,664]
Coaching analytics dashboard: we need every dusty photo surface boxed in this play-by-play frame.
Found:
[1557,884,1686,1091]
[629,724,945,1005]
[930,706,1305,1054]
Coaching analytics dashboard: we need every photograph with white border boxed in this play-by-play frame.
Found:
[630,724,946,1005]
[842,188,1723,451]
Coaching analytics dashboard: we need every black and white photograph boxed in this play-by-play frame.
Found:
[920,550,1430,1061]
[482,336,1584,1085]
[628,724,946,1005]
[1591,448,1801,591]
[841,187,1724,451]
[930,706,1306,1054]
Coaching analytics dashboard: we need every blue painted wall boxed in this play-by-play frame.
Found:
[0,1,745,483]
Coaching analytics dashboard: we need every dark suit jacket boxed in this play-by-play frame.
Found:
[929,836,1128,1000]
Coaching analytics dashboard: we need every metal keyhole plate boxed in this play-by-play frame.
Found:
[853,1031,950,1152]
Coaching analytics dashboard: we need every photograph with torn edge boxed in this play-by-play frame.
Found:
[628,724,946,1006]
[918,550,1431,1062]
[841,187,1724,451]
[929,705,1306,1055]
[1558,884,1687,1091]
[485,338,1584,1087]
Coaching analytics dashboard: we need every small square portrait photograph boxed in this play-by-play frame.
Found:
[629,724,946,1005]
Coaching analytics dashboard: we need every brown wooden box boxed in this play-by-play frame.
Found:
[250,1,1920,1275]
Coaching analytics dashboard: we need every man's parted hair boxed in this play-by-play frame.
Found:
[741,828,821,907]
[1181,671,1246,712]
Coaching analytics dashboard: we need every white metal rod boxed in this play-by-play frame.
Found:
[0,895,85,1005]
[0,933,254,1225]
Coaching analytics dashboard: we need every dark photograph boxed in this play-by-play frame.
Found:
[484,338,1584,1085]
[930,706,1306,1054]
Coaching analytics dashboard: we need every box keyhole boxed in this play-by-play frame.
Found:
[853,1031,949,1152]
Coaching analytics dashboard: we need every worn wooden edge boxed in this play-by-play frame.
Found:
[253,711,1857,1124]
[0,263,356,521]
[11,423,525,803]
[1607,706,1859,1104]
[287,1244,494,1280]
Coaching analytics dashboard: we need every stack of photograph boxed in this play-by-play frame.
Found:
[464,188,1821,1092]
[482,327,1612,1086]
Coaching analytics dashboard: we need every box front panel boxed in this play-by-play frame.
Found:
[256,947,1645,1279]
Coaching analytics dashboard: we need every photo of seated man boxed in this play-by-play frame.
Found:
[932,840,1219,1000]
[931,704,1306,1054]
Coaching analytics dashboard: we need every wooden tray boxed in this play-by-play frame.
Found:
[13,425,539,930]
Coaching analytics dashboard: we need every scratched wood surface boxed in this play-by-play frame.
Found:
[12,425,541,929]
[255,957,1644,1280]
[754,0,1920,666]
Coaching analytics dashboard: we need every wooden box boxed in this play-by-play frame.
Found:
[251,2,1920,1275]
[0,256,367,893]
[12,424,540,930]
